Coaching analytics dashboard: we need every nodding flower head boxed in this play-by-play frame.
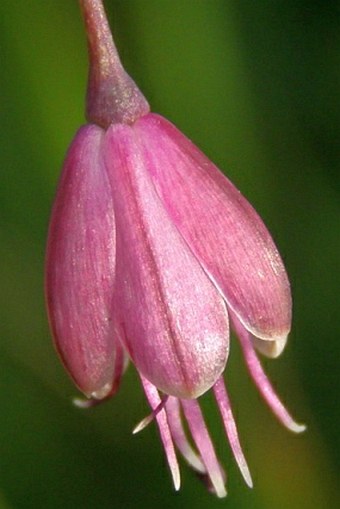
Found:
[45,0,305,497]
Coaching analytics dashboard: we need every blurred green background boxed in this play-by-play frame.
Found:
[0,1,339,508]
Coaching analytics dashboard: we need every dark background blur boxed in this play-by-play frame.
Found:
[0,1,339,508]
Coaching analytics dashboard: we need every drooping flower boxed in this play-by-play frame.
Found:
[45,0,305,497]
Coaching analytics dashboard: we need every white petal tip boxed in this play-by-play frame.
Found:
[73,396,107,409]
[73,397,91,409]
[216,486,227,498]
[251,335,288,359]
[242,469,253,489]
[209,470,227,498]
[90,383,113,400]
[173,473,181,491]
[245,476,253,489]
[73,383,114,408]
[191,458,206,475]
[289,422,307,434]
[234,458,253,488]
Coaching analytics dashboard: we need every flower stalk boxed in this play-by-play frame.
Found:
[79,0,149,127]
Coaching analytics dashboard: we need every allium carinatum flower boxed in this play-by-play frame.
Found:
[46,0,305,497]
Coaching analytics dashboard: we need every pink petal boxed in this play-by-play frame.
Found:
[213,377,253,487]
[103,123,229,399]
[46,125,120,398]
[140,376,181,491]
[232,314,306,433]
[135,113,291,343]
[165,396,206,474]
[181,399,227,498]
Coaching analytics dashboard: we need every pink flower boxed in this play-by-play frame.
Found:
[46,0,305,497]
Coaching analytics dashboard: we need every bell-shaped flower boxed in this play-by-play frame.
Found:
[100,115,304,496]
[46,0,305,498]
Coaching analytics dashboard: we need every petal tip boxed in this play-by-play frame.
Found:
[241,465,253,489]
[73,381,114,409]
[73,397,93,409]
[216,485,227,498]
[173,472,181,491]
[289,422,307,434]
[252,334,288,359]
[90,382,113,400]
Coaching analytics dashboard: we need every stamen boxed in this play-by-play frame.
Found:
[133,395,169,434]
[233,317,306,433]
[181,399,227,498]
[166,396,206,474]
[140,376,181,490]
[213,377,253,487]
